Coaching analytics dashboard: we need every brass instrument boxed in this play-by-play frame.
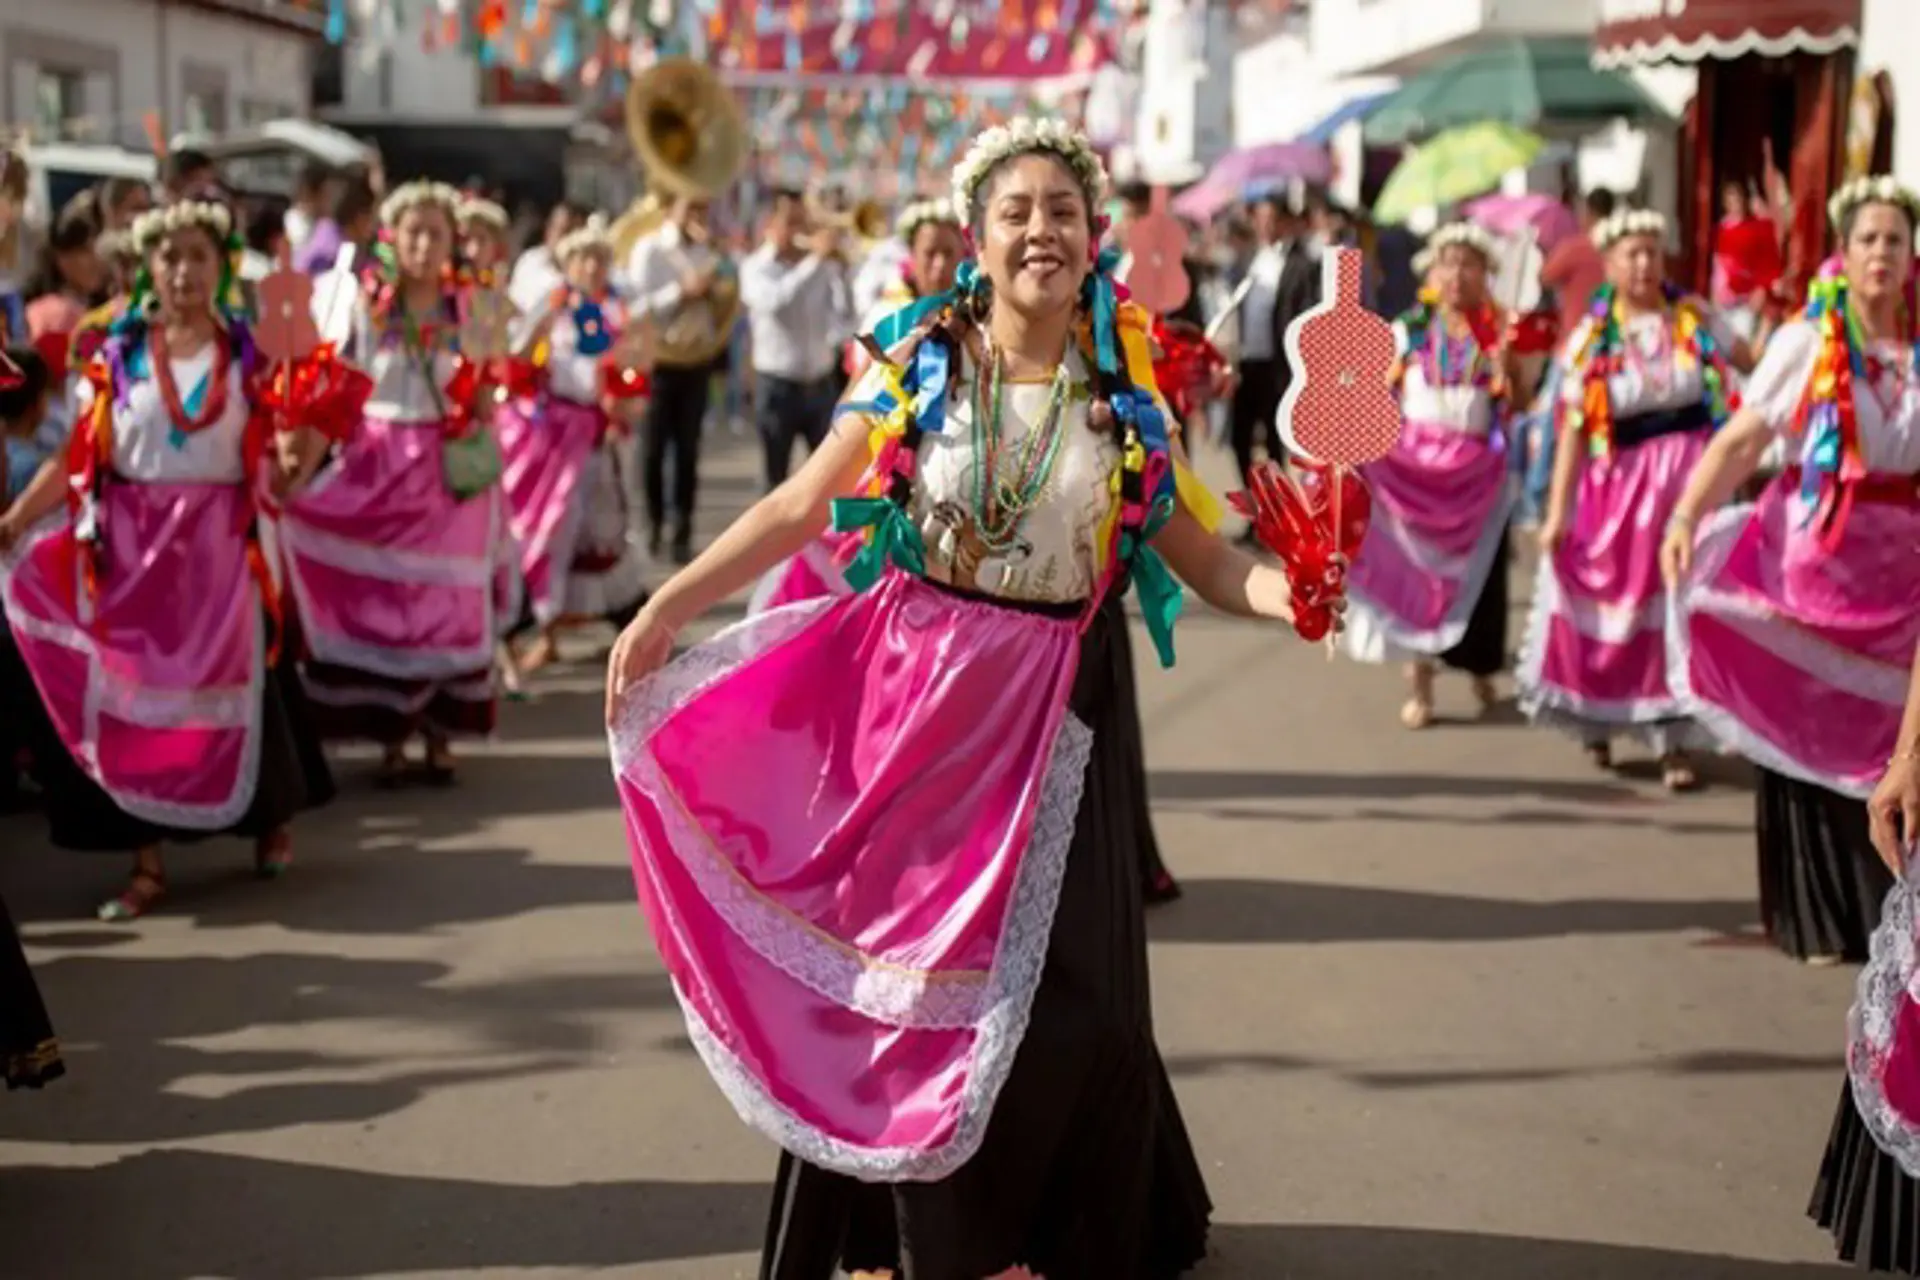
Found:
[619,56,747,369]
[807,197,887,261]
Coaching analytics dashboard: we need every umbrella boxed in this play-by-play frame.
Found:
[1372,123,1544,227]
[1362,36,1667,146]
[1465,192,1579,253]
[1172,142,1333,222]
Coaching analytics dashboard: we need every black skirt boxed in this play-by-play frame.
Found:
[758,592,1213,1280]
[1756,769,1892,964]
[1438,527,1510,677]
[0,622,335,854]
[1811,1079,1920,1273]
[0,891,63,1090]
[1106,604,1178,901]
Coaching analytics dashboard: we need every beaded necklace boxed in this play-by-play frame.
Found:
[967,347,1072,552]
[1403,300,1503,392]
[1571,281,1734,456]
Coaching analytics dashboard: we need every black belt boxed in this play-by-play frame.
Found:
[1613,401,1712,449]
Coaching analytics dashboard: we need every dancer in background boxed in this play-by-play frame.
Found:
[497,215,651,674]
[1518,208,1751,792]
[278,180,515,788]
[1665,178,1920,965]
[605,117,1291,1279]
[0,200,335,920]
[458,195,513,283]
[1343,221,1521,728]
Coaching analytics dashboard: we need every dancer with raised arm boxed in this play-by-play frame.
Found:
[0,200,337,920]
[1663,177,1920,965]
[605,118,1320,1280]
[1518,208,1750,792]
[1342,221,1523,728]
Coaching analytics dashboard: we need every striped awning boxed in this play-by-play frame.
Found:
[1593,0,1861,70]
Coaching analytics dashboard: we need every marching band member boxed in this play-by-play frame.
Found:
[740,189,855,493]
[0,199,336,920]
[1343,222,1523,727]
[1517,208,1751,792]
[277,180,516,789]
[624,193,733,565]
[496,215,651,673]
[1664,178,1920,966]
[605,116,1305,1279]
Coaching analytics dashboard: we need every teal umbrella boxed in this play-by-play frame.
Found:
[1363,36,1667,147]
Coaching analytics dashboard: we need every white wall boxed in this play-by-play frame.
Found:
[337,1,480,118]
[0,0,312,147]
[1133,0,1233,182]
[1231,30,1399,150]
[1311,0,1598,78]
[1862,0,1920,183]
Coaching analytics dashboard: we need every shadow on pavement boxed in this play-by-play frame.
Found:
[1152,768,1670,806]
[1206,1223,1843,1278]
[1150,877,1752,945]
[1164,1049,1839,1087]
[0,1148,764,1279]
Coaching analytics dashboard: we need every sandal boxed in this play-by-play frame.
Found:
[1470,677,1497,714]
[374,746,411,790]
[1585,741,1613,770]
[1399,697,1433,730]
[254,829,294,880]
[422,739,458,788]
[1145,869,1184,906]
[97,869,167,923]
[1661,754,1701,793]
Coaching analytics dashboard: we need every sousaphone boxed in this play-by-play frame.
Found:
[615,56,746,368]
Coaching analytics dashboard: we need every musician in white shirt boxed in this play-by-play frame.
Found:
[738,189,855,492]
[624,195,731,564]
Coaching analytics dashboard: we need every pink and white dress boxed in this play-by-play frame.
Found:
[1516,307,1736,752]
[494,298,648,626]
[0,322,331,850]
[1341,311,1514,668]
[275,296,518,743]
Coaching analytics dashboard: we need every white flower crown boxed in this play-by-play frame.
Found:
[894,198,959,243]
[555,214,614,262]
[379,179,464,228]
[1425,221,1499,264]
[129,200,233,255]
[1591,208,1668,250]
[1827,174,1920,231]
[950,116,1108,227]
[457,196,510,232]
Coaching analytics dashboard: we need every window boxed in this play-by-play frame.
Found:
[181,90,227,134]
[33,67,85,138]
[239,99,285,126]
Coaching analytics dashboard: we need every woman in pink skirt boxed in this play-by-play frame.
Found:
[746,198,965,617]
[603,118,1321,1278]
[495,215,649,672]
[0,199,335,919]
[1519,208,1751,791]
[277,181,516,788]
[1343,221,1524,727]
[1663,178,1920,966]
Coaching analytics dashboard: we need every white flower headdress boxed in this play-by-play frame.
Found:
[1591,208,1668,251]
[950,116,1108,227]
[1424,221,1499,265]
[457,196,510,232]
[129,200,233,255]
[379,179,463,228]
[1827,175,1920,230]
[895,198,959,244]
[555,214,614,263]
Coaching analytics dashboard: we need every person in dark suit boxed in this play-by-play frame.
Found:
[1228,194,1321,488]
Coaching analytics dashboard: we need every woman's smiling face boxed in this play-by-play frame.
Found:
[974,152,1092,320]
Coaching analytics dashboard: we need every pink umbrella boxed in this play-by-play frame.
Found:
[1464,193,1579,253]
[1173,143,1334,223]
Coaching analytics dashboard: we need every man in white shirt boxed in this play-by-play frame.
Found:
[624,195,732,563]
[738,189,854,492]
[1229,195,1319,487]
[508,202,586,318]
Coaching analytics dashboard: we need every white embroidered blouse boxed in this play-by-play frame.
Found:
[1392,318,1496,436]
[75,343,252,485]
[1742,319,1920,474]
[342,299,461,424]
[1559,306,1740,422]
[851,345,1120,605]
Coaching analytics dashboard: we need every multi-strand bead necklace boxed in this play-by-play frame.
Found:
[966,345,1072,552]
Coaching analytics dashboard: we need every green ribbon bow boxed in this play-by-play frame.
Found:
[831,496,927,592]
[1122,531,1183,669]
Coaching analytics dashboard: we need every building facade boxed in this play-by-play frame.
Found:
[0,0,321,148]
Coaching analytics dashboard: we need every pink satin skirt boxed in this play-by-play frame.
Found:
[610,571,1092,1182]
[1,482,266,830]
[746,532,856,617]
[1342,418,1514,661]
[1516,427,1709,751]
[1670,479,1920,799]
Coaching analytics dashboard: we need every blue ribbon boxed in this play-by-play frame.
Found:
[1087,244,1122,376]
[912,337,951,437]
[871,261,981,351]
[830,496,926,591]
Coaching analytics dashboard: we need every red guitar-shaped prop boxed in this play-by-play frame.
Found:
[1123,186,1190,317]
[1231,247,1403,644]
